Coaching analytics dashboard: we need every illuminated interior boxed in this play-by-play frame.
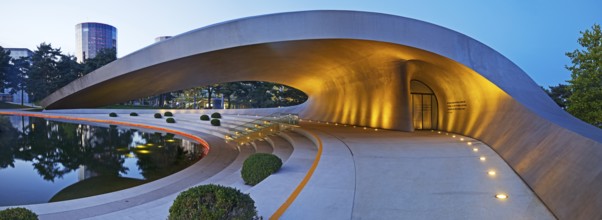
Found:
[39,11,602,219]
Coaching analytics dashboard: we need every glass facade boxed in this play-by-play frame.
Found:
[411,80,438,130]
[75,22,117,62]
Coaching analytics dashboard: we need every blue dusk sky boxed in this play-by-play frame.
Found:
[1,0,600,87]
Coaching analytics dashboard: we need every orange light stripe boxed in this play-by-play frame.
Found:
[0,112,210,155]
[269,130,323,220]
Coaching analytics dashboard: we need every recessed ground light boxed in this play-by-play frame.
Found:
[460,138,464,141]
[467,142,472,146]
[480,156,486,161]
[438,131,441,134]
[445,133,449,135]
[473,148,479,152]
[488,171,496,176]
[363,127,367,130]
[353,126,356,128]
[374,129,378,131]
[452,135,456,138]
[326,122,329,124]
[495,194,508,199]
[335,123,338,126]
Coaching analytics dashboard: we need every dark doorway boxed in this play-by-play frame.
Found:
[411,81,438,130]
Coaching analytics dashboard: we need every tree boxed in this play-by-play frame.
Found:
[0,46,11,92]
[27,43,62,102]
[7,57,30,106]
[55,54,81,90]
[544,84,572,110]
[566,24,602,127]
[82,47,116,75]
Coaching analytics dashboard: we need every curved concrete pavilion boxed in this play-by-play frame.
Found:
[41,10,602,219]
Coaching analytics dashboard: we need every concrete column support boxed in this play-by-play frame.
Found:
[397,61,413,132]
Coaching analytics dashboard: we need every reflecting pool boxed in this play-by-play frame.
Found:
[0,115,204,206]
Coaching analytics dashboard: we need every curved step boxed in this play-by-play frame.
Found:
[246,130,318,218]
[268,135,294,163]
[252,140,274,154]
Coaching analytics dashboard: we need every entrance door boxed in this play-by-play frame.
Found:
[411,81,438,130]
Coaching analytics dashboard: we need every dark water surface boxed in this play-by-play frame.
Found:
[0,115,203,206]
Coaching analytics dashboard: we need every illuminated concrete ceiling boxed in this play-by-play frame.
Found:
[41,10,602,219]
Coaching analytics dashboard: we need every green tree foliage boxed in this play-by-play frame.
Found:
[543,84,572,109]
[82,48,116,75]
[0,46,11,91]
[169,184,259,220]
[566,24,602,127]
[0,207,38,220]
[27,43,62,101]
[14,44,115,103]
[241,153,282,186]
[7,57,30,105]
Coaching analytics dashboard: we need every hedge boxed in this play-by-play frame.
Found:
[241,153,282,186]
[166,118,176,123]
[130,112,138,116]
[109,112,117,117]
[200,115,210,121]
[154,113,162,118]
[211,112,221,118]
[168,184,258,220]
[164,111,174,117]
[211,119,220,126]
[0,207,38,220]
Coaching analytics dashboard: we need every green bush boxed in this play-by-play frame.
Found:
[130,112,138,116]
[168,184,259,220]
[211,112,222,118]
[200,114,210,121]
[166,118,176,123]
[109,112,117,117]
[154,113,162,118]
[241,153,282,186]
[0,207,38,220]
[211,119,221,126]
[164,111,174,117]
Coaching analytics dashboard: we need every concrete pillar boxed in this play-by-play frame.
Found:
[397,61,413,132]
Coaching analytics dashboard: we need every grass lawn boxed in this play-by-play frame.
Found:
[49,176,149,202]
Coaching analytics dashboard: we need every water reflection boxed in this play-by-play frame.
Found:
[0,115,203,206]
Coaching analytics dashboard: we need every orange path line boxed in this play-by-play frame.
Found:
[270,130,323,219]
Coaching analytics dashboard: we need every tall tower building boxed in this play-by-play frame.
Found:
[75,22,117,63]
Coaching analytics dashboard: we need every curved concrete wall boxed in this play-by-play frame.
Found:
[41,10,602,219]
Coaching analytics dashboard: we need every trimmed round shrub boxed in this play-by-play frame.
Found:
[154,113,162,118]
[200,114,210,121]
[241,153,282,186]
[164,111,174,117]
[166,118,176,123]
[109,112,117,117]
[130,112,138,116]
[211,112,221,118]
[211,119,220,126]
[168,184,258,220]
[0,207,38,220]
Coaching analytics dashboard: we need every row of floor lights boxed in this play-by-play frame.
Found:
[301,119,380,131]
[433,130,509,201]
